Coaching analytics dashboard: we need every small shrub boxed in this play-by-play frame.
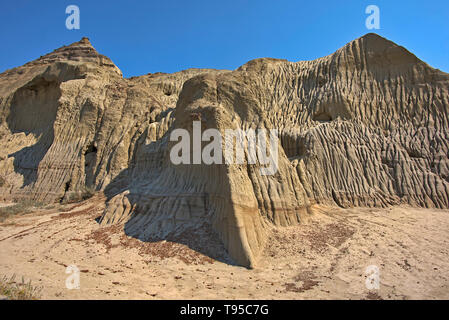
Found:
[0,274,42,300]
[62,186,95,204]
[0,176,5,187]
[81,186,95,200]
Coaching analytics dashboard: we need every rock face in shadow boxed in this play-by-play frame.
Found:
[0,33,448,268]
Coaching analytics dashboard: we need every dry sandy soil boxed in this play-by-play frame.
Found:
[0,194,448,300]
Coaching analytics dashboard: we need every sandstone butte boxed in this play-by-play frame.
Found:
[0,34,448,268]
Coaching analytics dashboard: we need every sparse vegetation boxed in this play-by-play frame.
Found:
[62,186,95,204]
[0,274,42,300]
[0,199,44,223]
[81,186,95,200]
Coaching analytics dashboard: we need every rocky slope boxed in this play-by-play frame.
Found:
[0,34,448,268]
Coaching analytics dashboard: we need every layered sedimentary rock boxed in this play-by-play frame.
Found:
[0,34,448,267]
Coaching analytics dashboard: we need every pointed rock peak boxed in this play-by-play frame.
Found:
[354,33,401,50]
[340,33,420,66]
[64,36,95,51]
[61,36,98,54]
[31,37,122,76]
[358,32,390,42]
[42,37,99,61]
[79,37,92,46]
[342,33,396,52]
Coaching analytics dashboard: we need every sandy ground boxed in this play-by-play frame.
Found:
[0,194,448,300]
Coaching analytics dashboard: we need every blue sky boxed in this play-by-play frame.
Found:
[1,0,448,77]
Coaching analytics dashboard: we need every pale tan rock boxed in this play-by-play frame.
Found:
[0,33,448,268]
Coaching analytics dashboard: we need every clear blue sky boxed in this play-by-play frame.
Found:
[1,0,448,77]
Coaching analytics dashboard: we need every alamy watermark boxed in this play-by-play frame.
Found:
[365,265,380,290]
[66,5,80,30]
[169,121,279,175]
[65,264,80,290]
[365,5,380,30]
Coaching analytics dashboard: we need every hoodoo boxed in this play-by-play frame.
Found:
[0,33,448,268]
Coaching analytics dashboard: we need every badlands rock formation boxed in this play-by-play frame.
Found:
[0,34,448,268]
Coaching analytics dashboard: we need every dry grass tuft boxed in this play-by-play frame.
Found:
[0,274,42,300]
[62,187,95,204]
[0,200,44,223]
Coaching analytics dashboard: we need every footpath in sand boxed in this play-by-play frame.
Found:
[0,194,448,300]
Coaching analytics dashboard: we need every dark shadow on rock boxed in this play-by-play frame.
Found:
[101,126,238,267]
[124,219,237,267]
[8,130,54,187]
[6,77,59,188]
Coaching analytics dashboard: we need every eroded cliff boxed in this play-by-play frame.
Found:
[0,34,448,267]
